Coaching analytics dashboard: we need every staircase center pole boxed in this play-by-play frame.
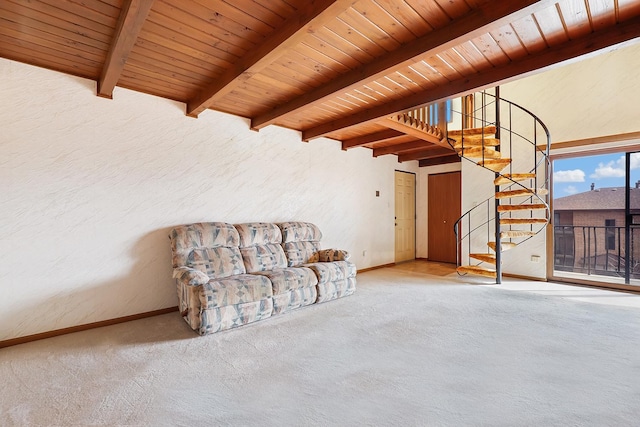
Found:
[494,87,502,284]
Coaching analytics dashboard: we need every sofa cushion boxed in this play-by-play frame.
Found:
[200,274,273,309]
[278,222,322,243]
[271,287,317,315]
[170,222,240,268]
[282,241,321,267]
[187,246,246,278]
[255,266,318,294]
[240,244,287,273]
[235,222,282,246]
[306,261,357,285]
[235,222,288,273]
[317,277,357,303]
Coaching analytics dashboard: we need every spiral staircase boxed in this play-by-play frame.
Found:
[384,89,551,284]
[449,90,551,284]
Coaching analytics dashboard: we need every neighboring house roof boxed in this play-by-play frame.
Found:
[554,187,640,211]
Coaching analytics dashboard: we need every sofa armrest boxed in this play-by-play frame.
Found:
[318,249,351,262]
[173,267,210,286]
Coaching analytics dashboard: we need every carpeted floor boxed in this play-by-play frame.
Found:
[2,264,640,426]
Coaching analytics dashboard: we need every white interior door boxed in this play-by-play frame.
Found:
[395,171,416,263]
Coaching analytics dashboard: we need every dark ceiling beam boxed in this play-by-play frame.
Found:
[373,141,435,157]
[302,16,640,140]
[98,0,155,99]
[251,0,553,130]
[186,0,354,117]
[419,156,462,167]
[341,129,405,150]
[398,147,455,163]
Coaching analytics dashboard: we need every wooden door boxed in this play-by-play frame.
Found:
[428,172,461,264]
[395,171,416,263]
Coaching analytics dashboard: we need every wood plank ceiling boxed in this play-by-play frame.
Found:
[2,0,640,166]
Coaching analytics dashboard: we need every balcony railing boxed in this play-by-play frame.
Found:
[554,225,640,278]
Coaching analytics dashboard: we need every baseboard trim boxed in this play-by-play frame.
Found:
[0,306,179,349]
[549,275,640,294]
[503,273,547,282]
[358,259,435,273]
[358,263,396,273]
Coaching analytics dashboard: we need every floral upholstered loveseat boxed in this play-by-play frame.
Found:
[169,221,356,335]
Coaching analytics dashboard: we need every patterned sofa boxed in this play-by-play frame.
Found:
[169,221,356,335]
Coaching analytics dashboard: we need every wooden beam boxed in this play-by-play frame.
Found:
[540,130,640,151]
[341,129,404,150]
[551,143,640,160]
[373,141,434,157]
[251,0,553,129]
[98,0,155,99]
[399,147,455,163]
[186,0,353,117]
[302,16,640,140]
[419,156,462,167]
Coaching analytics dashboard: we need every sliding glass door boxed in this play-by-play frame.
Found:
[552,150,640,287]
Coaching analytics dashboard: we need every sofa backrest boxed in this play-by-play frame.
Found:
[278,222,322,267]
[169,222,246,279]
[234,222,287,273]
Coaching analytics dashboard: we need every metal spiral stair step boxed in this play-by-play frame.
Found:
[453,138,500,149]
[477,158,511,172]
[487,241,517,252]
[500,218,548,225]
[496,188,549,199]
[447,125,496,137]
[497,203,546,212]
[500,230,537,238]
[456,265,497,278]
[458,147,502,159]
[469,253,497,264]
[494,173,536,185]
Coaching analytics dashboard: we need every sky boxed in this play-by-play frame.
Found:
[553,152,640,199]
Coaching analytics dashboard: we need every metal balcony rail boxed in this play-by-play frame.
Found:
[554,224,640,278]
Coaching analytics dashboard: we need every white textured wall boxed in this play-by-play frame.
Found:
[0,59,418,340]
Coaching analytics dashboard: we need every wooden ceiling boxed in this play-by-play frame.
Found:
[2,0,640,166]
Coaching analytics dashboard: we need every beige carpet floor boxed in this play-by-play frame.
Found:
[2,264,640,426]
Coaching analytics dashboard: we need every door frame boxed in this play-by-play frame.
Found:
[394,170,417,263]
